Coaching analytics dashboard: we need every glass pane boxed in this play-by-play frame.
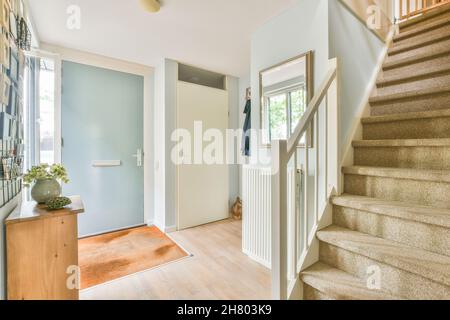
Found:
[290,87,306,134]
[23,61,29,171]
[268,94,287,140]
[39,59,55,165]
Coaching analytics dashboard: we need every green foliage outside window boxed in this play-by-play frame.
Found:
[266,86,306,142]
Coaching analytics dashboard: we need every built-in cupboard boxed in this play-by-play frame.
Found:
[176,64,230,230]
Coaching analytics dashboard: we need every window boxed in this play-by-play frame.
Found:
[267,93,287,140]
[289,87,306,134]
[38,59,55,165]
[264,85,307,143]
[23,56,57,170]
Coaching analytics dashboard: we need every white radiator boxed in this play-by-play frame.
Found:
[242,166,272,268]
[242,165,297,269]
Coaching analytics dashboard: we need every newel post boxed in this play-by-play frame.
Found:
[271,139,288,300]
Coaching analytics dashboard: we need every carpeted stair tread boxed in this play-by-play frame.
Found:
[301,262,401,300]
[399,3,450,31]
[389,24,450,56]
[377,63,450,87]
[343,166,450,183]
[352,138,450,148]
[383,40,450,70]
[362,109,450,124]
[394,13,450,42]
[332,194,450,228]
[369,85,450,105]
[317,226,450,286]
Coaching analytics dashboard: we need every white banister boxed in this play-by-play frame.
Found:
[271,140,289,300]
[271,58,339,300]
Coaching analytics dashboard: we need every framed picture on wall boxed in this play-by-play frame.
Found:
[18,49,24,77]
[15,95,21,119]
[18,0,23,17]
[0,184,4,207]
[0,33,10,69]
[0,75,11,105]
[9,10,17,40]
[9,46,19,82]
[6,84,16,115]
[1,156,13,180]
[0,0,10,30]
[7,180,12,199]
[9,118,16,138]
[13,156,23,177]
[17,122,22,139]
[0,111,11,138]
[11,0,17,16]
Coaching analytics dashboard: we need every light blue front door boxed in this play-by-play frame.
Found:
[62,61,144,237]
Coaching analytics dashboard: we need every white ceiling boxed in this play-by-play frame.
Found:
[27,0,298,77]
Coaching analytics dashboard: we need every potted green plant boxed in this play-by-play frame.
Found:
[23,164,70,204]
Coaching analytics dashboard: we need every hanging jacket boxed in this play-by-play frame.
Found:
[242,99,251,156]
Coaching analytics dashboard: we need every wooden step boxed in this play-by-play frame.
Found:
[301,262,400,300]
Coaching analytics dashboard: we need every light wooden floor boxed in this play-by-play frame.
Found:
[80,219,271,300]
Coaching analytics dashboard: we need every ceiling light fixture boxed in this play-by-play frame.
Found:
[140,0,161,13]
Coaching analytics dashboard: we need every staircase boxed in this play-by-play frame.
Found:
[300,5,450,300]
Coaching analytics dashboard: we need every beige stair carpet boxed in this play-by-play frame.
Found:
[301,4,450,300]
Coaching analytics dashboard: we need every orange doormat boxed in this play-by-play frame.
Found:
[79,226,189,289]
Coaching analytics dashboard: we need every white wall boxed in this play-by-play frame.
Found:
[154,58,178,231]
[329,0,384,152]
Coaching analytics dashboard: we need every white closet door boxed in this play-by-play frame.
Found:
[177,81,229,230]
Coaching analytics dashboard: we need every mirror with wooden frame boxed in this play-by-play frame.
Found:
[260,51,313,147]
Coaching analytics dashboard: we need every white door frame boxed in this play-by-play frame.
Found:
[28,44,154,227]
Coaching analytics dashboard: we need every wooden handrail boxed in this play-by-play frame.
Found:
[399,0,450,20]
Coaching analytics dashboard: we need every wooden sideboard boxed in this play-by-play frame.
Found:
[5,196,84,300]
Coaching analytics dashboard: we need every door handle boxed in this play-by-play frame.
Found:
[132,149,143,167]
